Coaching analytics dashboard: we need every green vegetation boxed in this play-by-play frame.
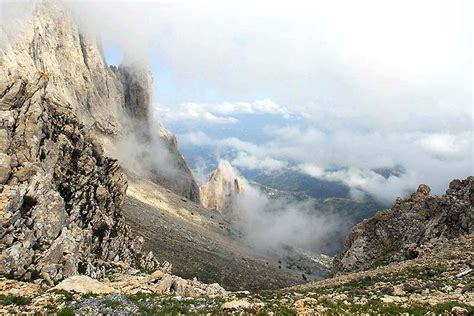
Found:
[0,294,30,306]
[103,299,121,309]
[54,289,75,301]
[81,292,100,298]
[56,306,75,316]
[77,262,87,274]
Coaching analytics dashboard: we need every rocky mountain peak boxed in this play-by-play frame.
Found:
[200,160,244,213]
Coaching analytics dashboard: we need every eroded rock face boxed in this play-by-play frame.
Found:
[155,125,201,203]
[0,3,125,132]
[200,161,244,213]
[0,74,163,284]
[0,1,200,203]
[333,177,474,274]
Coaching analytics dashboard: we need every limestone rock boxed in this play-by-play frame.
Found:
[451,306,469,316]
[52,275,118,295]
[200,160,244,213]
[333,178,474,274]
[108,270,227,297]
[153,124,201,203]
[221,299,251,311]
[0,153,11,184]
[0,74,159,282]
[0,1,199,203]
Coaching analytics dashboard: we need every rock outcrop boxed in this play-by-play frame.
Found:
[333,177,473,274]
[154,125,201,203]
[200,161,244,213]
[0,74,165,284]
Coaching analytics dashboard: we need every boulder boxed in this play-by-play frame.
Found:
[221,299,252,311]
[52,275,118,294]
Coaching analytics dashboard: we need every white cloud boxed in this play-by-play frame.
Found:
[157,98,290,124]
[157,102,239,124]
[418,133,469,157]
[212,99,289,116]
[231,152,288,171]
[180,128,473,202]
[57,0,471,202]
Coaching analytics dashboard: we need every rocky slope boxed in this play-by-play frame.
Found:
[2,235,472,314]
[0,74,161,284]
[122,173,308,291]
[334,177,473,274]
[200,160,244,213]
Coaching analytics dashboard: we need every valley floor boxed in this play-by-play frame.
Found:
[1,235,472,315]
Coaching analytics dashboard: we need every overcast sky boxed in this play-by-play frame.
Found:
[65,0,473,202]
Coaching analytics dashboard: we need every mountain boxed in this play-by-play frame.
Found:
[1,2,472,315]
[1,2,200,203]
[200,160,244,213]
[0,2,308,291]
[0,70,160,282]
[240,168,351,199]
[0,1,196,282]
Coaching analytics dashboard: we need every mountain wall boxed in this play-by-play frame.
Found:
[333,177,473,274]
[0,1,200,202]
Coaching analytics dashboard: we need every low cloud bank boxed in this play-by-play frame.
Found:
[229,177,352,255]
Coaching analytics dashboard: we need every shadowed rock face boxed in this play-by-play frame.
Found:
[113,64,153,124]
[333,177,473,274]
[0,74,163,284]
[200,161,244,213]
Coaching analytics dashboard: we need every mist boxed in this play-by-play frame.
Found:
[233,183,347,255]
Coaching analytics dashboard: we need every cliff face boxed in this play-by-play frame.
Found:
[0,2,200,202]
[0,3,124,132]
[333,177,473,274]
[0,1,200,283]
[200,161,244,213]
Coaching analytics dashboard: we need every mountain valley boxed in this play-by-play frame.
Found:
[0,1,472,315]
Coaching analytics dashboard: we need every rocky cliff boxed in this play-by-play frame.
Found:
[0,73,163,283]
[0,1,200,202]
[0,1,200,283]
[200,161,244,213]
[333,177,473,274]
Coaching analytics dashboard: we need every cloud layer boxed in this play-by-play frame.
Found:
[60,0,472,202]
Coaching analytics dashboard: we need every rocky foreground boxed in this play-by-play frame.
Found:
[1,235,472,315]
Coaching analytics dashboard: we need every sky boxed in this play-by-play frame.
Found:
[74,0,472,202]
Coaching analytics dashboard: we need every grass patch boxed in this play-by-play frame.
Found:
[56,306,75,316]
[54,289,75,302]
[81,292,100,298]
[103,299,121,309]
[0,294,30,306]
